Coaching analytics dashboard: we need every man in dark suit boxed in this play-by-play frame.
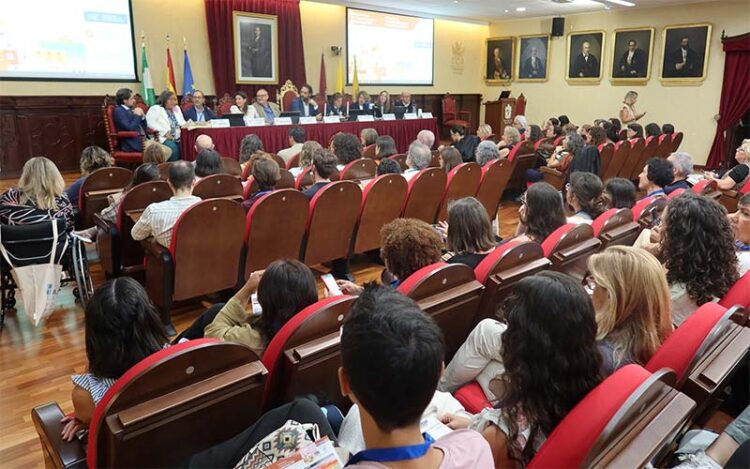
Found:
[394,91,417,114]
[616,40,647,78]
[521,46,546,79]
[290,83,321,118]
[112,88,145,152]
[665,37,701,77]
[249,25,271,77]
[571,41,600,78]
[182,90,216,122]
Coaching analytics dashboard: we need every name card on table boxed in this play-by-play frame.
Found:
[422,112,434,119]
[247,118,267,127]
[211,119,230,128]
[299,116,317,125]
[382,113,396,121]
[274,117,293,125]
[357,114,375,122]
[324,115,342,124]
[404,113,419,120]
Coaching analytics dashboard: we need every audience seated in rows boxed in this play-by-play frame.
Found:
[146,90,186,161]
[331,132,362,168]
[477,124,493,142]
[526,124,543,144]
[99,163,161,224]
[662,123,675,135]
[374,135,397,160]
[645,123,662,138]
[60,277,168,441]
[513,115,528,136]
[665,152,694,194]
[143,140,172,165]
[242,154,280,212]
[496,127,520,159]
[440,272,602,466]
[131,161,201,248]
[278,126,305,163]
[439,197,498,269]
[730,193,750,275]
[194,149,224,181]
[476,141,500,167]
[514,182,566,243]
[439,147,463,173]
[627,123,644,140]
[0,156,74,230]
[403,141,432,180]
[290,140,323,178]
[568,128,602,176]
[526,132,581,184]
[360,128,378,147]
[239,134,264,174]
[638,157,673,198]
[602,121,621,144]
[604,177,637,209]
[566,172,607,224]
[708,139,750,191]
[303,150,338,199]
[376,158,401,176]
[417,129,436,150]
[65,146,114,206]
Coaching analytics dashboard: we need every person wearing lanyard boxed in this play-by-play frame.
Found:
[637,158,674,200]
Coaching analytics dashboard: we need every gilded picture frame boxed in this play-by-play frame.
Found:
[566,30,606,84]
[233,11,279,85]
[659,23,712,85]
[484,36,515,85]
[517,34,550,82]
[610,27,655,85]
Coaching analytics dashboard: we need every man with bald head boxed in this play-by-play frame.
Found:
[252,88,280,122]
[194,135,215,154]
[394,91,417,114]
[572,40,600,78]
[417,129,435,149]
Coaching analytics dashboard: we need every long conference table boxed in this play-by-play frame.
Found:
[180,118,439,161]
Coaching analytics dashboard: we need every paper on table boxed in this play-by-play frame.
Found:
[274,117,293,125]
[382,113,396,121]
[324,115,342,124]
[299,116,317,125]
[404,113,418,120]
[422,112,434,119]
[211,119,230,128]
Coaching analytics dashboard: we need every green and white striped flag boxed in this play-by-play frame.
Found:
[141,42,155,106]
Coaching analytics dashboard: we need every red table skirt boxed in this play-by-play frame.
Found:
[180,118,439,161]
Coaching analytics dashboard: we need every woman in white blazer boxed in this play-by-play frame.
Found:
[146,90,186,161]
[229,91,260,125]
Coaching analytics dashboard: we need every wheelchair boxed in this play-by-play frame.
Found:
[0,219,94,329]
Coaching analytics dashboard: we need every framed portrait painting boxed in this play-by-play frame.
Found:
[233,11,279,85]
[659,23,712,84]
[610,27,654,84]
[517,34,550,82]
[485,37,514,85]
[566,30,605,83]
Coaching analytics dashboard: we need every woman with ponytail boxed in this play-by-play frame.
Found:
[566,172,608,224]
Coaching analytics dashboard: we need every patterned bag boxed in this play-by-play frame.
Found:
[234,419,320,469]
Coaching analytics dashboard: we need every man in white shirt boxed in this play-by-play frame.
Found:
[403,141,432,181]
[277,126,305,163]
[131,161,202,249]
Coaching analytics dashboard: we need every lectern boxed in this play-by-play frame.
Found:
[484,98,517,138]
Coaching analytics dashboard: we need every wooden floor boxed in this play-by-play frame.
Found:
[0,172,520,467]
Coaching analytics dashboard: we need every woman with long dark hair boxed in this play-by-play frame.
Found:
[440,197,497,269]
[514,182,566,243]
[566,172,608,224]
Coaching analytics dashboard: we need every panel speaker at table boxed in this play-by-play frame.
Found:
[233,11,279,85]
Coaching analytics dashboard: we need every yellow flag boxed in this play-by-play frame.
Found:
[336,55,344,94]
[352,56,359,97]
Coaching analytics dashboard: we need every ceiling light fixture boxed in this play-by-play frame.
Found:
[599,0,636,6]
[516,7,526,12]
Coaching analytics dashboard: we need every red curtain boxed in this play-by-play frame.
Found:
[204,0,306,101]
[706,33,750,169]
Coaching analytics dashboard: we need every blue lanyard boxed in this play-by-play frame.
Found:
[347,433,434,465]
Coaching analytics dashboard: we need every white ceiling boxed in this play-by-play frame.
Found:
[317,0,721,23]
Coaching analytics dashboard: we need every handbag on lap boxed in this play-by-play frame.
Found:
[234,419,321,469]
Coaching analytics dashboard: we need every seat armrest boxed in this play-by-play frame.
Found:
[112,131,140,138]
[142,239,174,308]
[93,213,115,233]
[31,403,87,469]
[458,110,471,117]
[540,166,563,177]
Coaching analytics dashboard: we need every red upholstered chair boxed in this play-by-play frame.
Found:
[646,303,750,424]
[719,177,750,213]
[277,169,295,190]
[597,143,615,179]
[102,97,148,165]
[388,153,408,171]
[78,167,133,229]
[144,199,245,328]
[301,181,362,267]
[401,168,447,224]
[192,174,243,201]
[602,140,630,181]
[474,241,550,323]
[515,93,526,115]
[339,158,377,182]
[436,162,482,222]
[362,144,377,159]
[667,188,687,200]
[352,175,408,254]
[180,93,194,113]
[691,178,717,195]
[397,263,484,357]
[243,189,308,278]
[31,339,267,469]
[632,195,667,228]
[217,93,234,116]
[528,365,694,468]
[95,181,172,278]
[618,137,645,179]
[242,176,259,200]
[278,80,299,112]
[157,162,170,180]
[628,135,659,180]
[442,93,472,134]
[720,271,750,309]
[553,135,565,146]
[654,133,673,158]
[541,223,601,281]
[294,166,314,190]
[430,150,441,168]
[285,152,301,169]
[474,158,514,221]
[619,128,628,140]
[592,208,640,249]
[260,296,355,410]
[269,153,286,170]
[221,157,242,178]
[670,131,684,153]
[453,381,492,414]
[504,140,537,192]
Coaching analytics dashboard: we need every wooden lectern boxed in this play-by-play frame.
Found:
[484,97,516,138]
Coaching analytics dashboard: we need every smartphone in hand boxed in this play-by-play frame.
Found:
[321,273,342,296]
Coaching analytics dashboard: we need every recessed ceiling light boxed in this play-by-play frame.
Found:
[600,0,636,6]
[452,0,459,4]
[516,7,526,12]
[504,9,509,12]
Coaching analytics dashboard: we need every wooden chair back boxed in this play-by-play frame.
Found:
[221,157,243,177]
[278,80,299,112]
[602,140,630,181]
[294,166,314,190]
[542,223,602,282]
[436,162,482,222]
[277,168,295,189]
[244,189,309,277]
[474,158,513,221]
[592,208,641,249]
[339,158,377,181]
[193,174,243,200]
[362,144,377,159]
[352,175,408,254]
[157,162,170,180]
[388,153,408,171]
[634,196,667,228]
[269,153,286,169]
[397,263,484,357]
[670,131,684,153]
[505,140,537,191]
[302,181,362,266]
[629,136,659,180]
[618,138,645,179]
[79,167,133,228]
[598,143,615,178]
[654,134,673,158]
[401,168,447,224]
[285,152,301,169]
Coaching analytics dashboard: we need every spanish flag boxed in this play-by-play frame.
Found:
[166,46,177,96]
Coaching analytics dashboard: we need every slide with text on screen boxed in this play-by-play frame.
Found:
[0,0,136,80]
[346,8,434,86]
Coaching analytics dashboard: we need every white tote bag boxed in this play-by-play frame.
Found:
[0,221,67,326]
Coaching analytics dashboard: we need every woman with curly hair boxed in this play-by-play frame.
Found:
[440,271,602,466]
[331,132,363,167]
[659,192,739,324]
[65,146,115,206]
[238,134,264,174]
[514,182,567,243]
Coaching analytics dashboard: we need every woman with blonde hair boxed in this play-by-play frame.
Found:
[588,245,672,375]
[477,124,494,141]
[0,156,74,229]
[289,141,323,178]
[497,126,520,159]
[619,90,646,124]
[65,146,114,206]
[707,139,750,191]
